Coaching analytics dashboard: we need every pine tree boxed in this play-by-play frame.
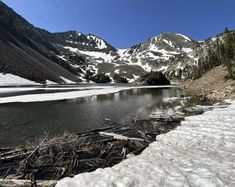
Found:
[224,27,230,34]
[222,32,235,79]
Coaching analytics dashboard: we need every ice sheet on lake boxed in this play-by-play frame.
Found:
[0,85,174,104]
[56,100,235,187]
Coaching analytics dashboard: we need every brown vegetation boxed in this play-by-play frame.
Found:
[181,65,235,101]
[0,119,180,186]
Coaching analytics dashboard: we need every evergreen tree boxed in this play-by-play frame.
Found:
[224,27,230,33]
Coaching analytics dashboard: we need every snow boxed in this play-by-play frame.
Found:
[0,85,174,104]
[57,55,67,61]
[0,86,114,93]
[96,39,107,49]
[148,48,180,59]
[128,59,152,72]
[127,76,135,83]
[163,39,174,47]
[63,46,79,53]
[176,62,184,69]
[114,69,120,74]
[117,49,128,56]
[46,80,58,85]
[210,37,217,41]
[69,64,80,68]
[147,52,160,59]
[0,73,41,86]
[176,33,192,42]
[56,100,235,187]
[87,35,107,49]
[157,65,169,72]
[188,53,195,58]
[87,64,98,74]
[128,74,140,83]
[182,47,193,53]
[78,50,115,62]
[60,76,76,84]
[63,45,114,62]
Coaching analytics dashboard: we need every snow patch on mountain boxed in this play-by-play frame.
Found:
[78,50,115,62]
[163,39,174,47]
[60,77,76,84]
[57,32,200,82]
[0,73,41,86]
[63,46,78,53]
[87,35,108,49]
[176,33,192,41]
[46,80,58,85]
[182,47,193,53]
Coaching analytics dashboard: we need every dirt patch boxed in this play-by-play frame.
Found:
[181,65,235,101]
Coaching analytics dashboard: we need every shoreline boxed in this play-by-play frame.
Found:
[0,95,215,185]
[56,99,235,187]
[180,66,235,101]
[0,85,177,104]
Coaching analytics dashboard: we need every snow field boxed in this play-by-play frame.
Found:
[56,100,235,187]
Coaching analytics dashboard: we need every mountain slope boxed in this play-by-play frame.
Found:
[181,30,235,100]
[60,32,200,82]
[0,1,106,83]
[1,1,232,85]
[115,33,200,79]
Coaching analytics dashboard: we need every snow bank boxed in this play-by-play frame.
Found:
[0,86,112,93]
[0,85,174,104]
[56,101,235,187]
[60,76,76,84]
[0,73,41,86]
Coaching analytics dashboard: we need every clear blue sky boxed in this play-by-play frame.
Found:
[2,0,235,48]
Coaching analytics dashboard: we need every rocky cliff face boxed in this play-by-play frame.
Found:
[57,32,201,83]
[0,1,85,84]
[0,1,230,84]
[50,31,116,52]
[113,33,200,80]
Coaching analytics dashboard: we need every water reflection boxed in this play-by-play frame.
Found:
[0,87,183,146]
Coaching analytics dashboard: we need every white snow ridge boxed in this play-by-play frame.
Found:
[0,73,41,86]
[56,100,235,187]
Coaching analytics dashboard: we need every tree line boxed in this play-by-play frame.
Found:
[191,28,235,80]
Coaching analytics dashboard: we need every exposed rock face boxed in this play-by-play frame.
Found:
[137,71,171,85]
[50,31,116,52]
[181,66,235,101]
[0,1,233,84]
[53,32,201,83]
[0,1,83,84]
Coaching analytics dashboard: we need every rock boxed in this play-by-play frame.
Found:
[137,71,171,85]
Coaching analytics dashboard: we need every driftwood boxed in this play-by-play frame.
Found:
[99,132,149,142]
[0,117,180,186]
[0,94,219,186]
[0,179,57,187]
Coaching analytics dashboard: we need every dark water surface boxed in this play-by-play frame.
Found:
[0,87,183,146]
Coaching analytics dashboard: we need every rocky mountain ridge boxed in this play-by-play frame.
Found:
[0,1,232,85]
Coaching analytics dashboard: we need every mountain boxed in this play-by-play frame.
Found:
[58,31,200,82]
[0,1,86,84]
[0,1,231,85]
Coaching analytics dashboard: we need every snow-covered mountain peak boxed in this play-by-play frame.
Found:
[145,33,195,51]
[53,30,201,82]
[51,31,116,52]
[0,0,232,85]
[86,34,108,49]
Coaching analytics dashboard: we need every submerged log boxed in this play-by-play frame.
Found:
[0,179,57,187]
[0,116,181,182]
[99,132,149,142]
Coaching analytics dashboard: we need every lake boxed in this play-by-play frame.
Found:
[0,86,184,146]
